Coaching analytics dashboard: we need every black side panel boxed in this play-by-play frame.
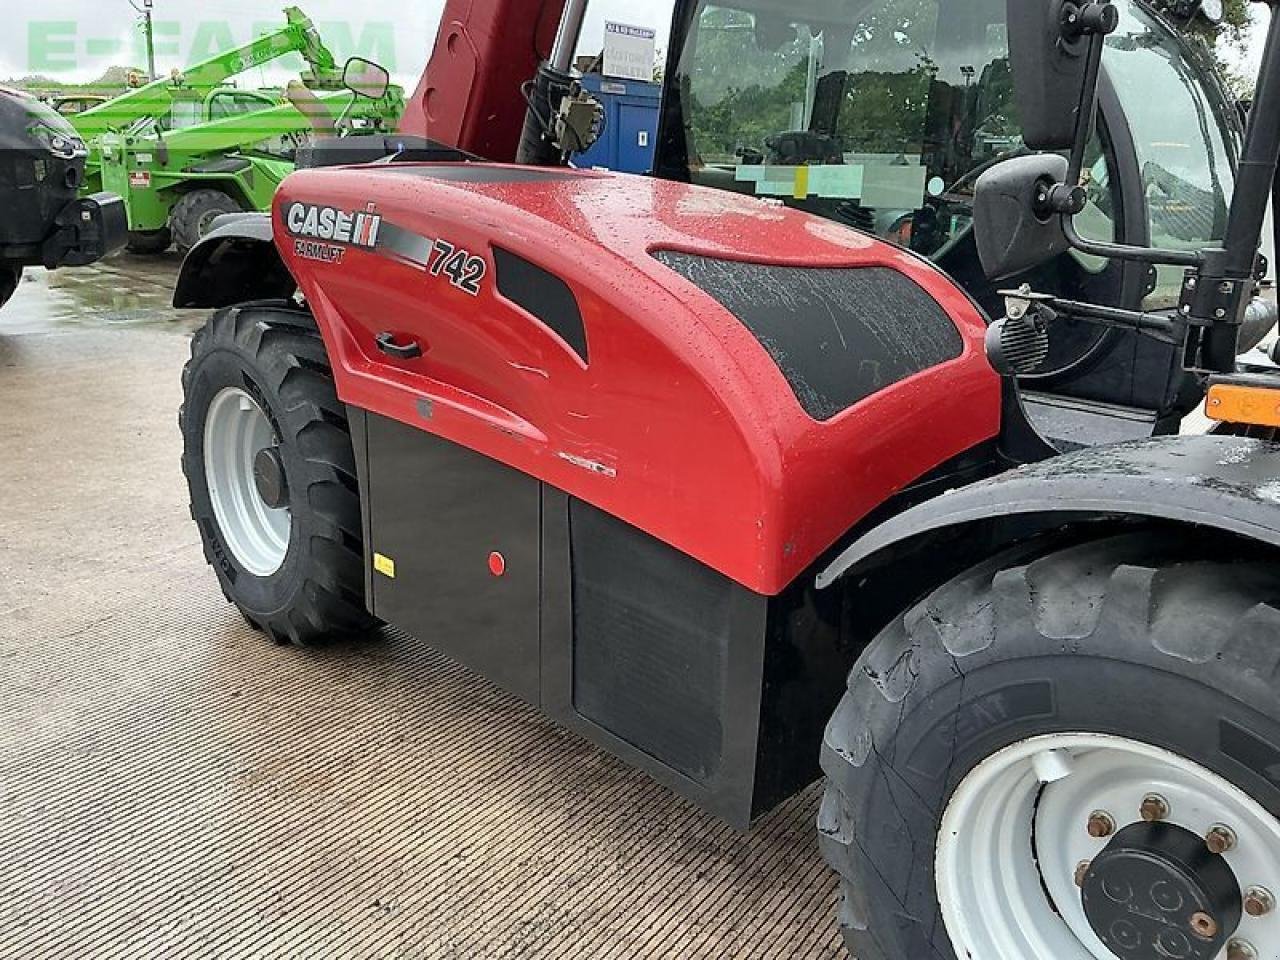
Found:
[653,251,963,420]
[364,414,542,704]
[542,495,769,828]
[752,576,853,817]
[494,248,589,363]
[570,501,731,781]
[347,407,375,610]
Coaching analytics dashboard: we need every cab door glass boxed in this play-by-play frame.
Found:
[206,91,294,158]
[207,92,276,123]
[1101,1,1235,308]
[673,0,1127,260]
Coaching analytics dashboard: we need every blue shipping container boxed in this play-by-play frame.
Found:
[575,73,662,175]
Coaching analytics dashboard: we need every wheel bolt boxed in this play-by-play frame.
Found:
[1228,939,1258,960]
[1140,793,1170,821]
[1087,811,1115,838]
[1190,911,1219,940]
[1075,860,1091,888]
[1206,824,1238,855]
[1244,886,1275,918]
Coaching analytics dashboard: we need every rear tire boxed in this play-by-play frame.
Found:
[180,302,376,645]
[126,228,172,255]
[819,531,1280,960]
[171,189,243,254]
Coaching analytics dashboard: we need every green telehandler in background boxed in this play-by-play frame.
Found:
[69,6,403,254]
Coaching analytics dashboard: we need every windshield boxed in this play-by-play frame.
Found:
[168,99,202,130]
[207,91,278,123]
[668,0,1235,302]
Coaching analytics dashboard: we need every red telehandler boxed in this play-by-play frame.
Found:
[172,0,1280,957]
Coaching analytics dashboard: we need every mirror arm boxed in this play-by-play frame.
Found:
[336,93,356,130]
[1061,215,1204,266]
[1062,29,1109,197]
[1044,2,1120,215]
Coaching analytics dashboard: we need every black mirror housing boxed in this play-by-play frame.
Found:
[343,58,392,100]
[1007,0,1117,150]
[974,154,1071,280]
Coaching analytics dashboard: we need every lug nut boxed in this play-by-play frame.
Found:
[1075,860,1091,888]
[1244,886,1275,918]
[1087,811,1115,838]
[1206,824,1238,855]
[1228,939,1258,960]
[1190,911,1219,940]
[1140,794,1170,822]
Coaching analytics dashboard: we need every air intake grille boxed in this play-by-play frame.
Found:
[654,252,963,420]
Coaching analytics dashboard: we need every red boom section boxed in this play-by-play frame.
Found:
[274,166,1001,595]
[399,0,566,160]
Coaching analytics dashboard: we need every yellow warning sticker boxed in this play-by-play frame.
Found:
[373,553,396,579]
[792,165,810,200]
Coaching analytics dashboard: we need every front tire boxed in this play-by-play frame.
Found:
[180,303,376,645]
[819,531,1280,960]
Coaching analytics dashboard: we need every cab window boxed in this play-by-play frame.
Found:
[666,0,1234,306]
[672,0,1046,257]
[1102,0,1235,308]
[207,91,277,123]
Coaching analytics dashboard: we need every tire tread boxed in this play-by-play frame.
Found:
[181,304,375,646]
[820,529,1280,959]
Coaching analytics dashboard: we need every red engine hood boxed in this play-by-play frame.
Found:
[275,164,1001,595]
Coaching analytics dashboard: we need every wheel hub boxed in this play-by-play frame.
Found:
[1082,821,1241,959]
[938,735,1280,959]
[202,387,292,577]
[253,446,289,510]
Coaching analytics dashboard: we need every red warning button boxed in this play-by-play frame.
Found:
[488,551,506,577]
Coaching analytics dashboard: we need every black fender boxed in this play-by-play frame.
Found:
[172,213,296,309]
[817,434,1280,588]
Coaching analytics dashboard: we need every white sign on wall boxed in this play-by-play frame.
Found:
[603,21,657,83]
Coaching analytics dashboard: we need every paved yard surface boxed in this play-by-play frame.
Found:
[0,256,841,959]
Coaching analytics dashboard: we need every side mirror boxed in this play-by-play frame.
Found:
[973,154,1071,280]
[1007,0,1118,150]
[343,58,391,100]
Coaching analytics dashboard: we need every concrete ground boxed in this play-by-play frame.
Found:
[0,255,841,959]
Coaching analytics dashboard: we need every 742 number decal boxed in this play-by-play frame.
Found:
[428,240,487,297]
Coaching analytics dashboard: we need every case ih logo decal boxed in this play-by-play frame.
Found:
[282,200,487,296]
[286,202,382,264]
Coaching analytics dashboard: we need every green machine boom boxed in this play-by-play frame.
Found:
[71,7,403,254]
[72,7,340,147]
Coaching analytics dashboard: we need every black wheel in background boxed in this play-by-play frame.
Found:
[171,190,243,254]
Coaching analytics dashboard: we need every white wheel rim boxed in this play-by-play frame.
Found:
[202,386,291,577]
[937,732,1280,959]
